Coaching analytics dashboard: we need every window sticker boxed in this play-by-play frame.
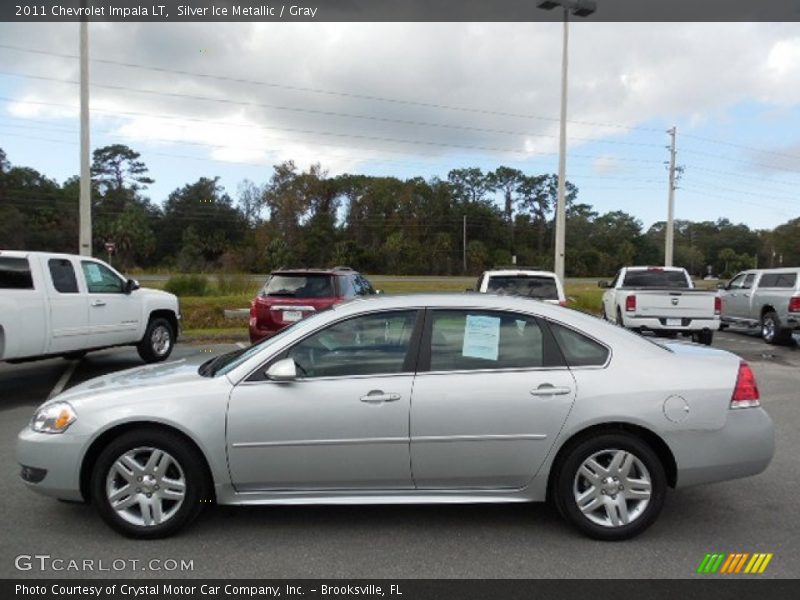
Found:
[462,314,501,361]
[86,263,103,283]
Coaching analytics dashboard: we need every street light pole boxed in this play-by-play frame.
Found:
[536,0,596,285]
[554,7,569,285]
[79,19,92,256]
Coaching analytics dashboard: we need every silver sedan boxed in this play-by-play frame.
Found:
[17,294,774,540]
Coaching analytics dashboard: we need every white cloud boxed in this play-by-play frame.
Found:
[1,21,799,175]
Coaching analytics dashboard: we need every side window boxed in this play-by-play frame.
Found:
[287,310,417,378]
[758,273,777,288]
[727,273,747,290]
[428,310,557,372]
[337,275,357,298]
[549,322,610,367]
[357,275,376,295]
[0,257,33,289]
[81,261,124,293]
[742,274,755,290]
[48,259,79,294]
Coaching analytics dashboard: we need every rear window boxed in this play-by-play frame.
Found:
[486,275,559,299]
[759,272,797,288]
[549,321,610,367]
[0,257,33,289]
[262,274,335,298]
[622,270,689,289]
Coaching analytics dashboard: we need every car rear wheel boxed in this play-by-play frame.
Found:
[554,433,666,541]
[137,317,174,363]
[761,311,792,345]
[90,429,209,539]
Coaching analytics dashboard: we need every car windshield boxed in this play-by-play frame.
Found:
[486,275,559,299]
[262,274,335,298]
[199,309,332,377]
[622,270,689,289]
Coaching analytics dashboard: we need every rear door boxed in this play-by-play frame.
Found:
[409,309,575,489]
[80,260,142,346]
[45,256,90,354]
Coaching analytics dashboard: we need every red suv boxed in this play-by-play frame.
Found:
[249,267,377,342]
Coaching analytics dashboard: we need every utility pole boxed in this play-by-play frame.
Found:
[79,19,92,256]
[665,126,677,267]
[462,215,467,273]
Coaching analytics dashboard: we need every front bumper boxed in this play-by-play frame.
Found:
[16,427,88,502]
[667,407,775,488]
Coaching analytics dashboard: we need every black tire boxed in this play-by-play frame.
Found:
[761,311,792,345]
[137,317,175,363]
[616,308,625,328]
[90,429,209,539]
[553,433,667,541]
[691,331,714,345]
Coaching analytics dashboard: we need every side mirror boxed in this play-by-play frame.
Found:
[265,358,298,382]
[124,278,140,294]
[375,289,384,295]
[598,280,610,289]
[717,282,727,290]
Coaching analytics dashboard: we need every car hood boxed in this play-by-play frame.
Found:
[55,357,208,404]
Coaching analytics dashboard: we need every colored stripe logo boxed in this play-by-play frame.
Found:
[697,552,773,574]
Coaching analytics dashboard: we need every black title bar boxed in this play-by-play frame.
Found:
[3,0,800,22]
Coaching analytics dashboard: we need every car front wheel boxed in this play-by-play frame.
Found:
[90,429,209,539]
[137,317,175,363]
[554,433,666,541]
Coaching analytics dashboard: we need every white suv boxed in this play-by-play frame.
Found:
[475,269,567,305]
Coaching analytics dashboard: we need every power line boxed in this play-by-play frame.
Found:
[0,42,664,134]
[0,69,668,155]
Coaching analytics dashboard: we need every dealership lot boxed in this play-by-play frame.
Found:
[1,331,798,579]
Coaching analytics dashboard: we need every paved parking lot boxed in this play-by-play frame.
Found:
[0,331,798,579]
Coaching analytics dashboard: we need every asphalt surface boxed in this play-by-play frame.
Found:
[0,329,798,579]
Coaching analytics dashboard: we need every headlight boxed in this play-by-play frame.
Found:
[31,402,77,434]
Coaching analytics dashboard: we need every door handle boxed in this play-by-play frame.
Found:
[360,390,401,403]
[530,385,572,397]
[91,299,106,307]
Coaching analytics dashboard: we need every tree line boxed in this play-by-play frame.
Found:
[0,144,797,278]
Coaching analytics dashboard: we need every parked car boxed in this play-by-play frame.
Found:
[718,268,800,344]
[249,267,377,342]
[18,293,773,541]
[0,251,180,363]
[600,266,720,345]
[475,268,567,305]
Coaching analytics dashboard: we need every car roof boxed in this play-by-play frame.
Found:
[271,268,358,275]
[0,250,96,260]
[483,270,557,278]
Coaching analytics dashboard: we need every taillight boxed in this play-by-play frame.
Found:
[249,299,257,317]
[625,295,636,312]
[714,296,722,315]
[731,361,760,408]
[789,296,800,313]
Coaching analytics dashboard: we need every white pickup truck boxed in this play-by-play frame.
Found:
[0,251,180,363]
[599,266,720,345]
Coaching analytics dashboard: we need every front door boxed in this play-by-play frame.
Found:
[227,309,422,491]
[410,309,576,489]
[722,273,754,320]
[80,260,142,346]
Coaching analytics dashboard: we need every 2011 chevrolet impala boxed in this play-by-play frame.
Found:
[17,294,774,540]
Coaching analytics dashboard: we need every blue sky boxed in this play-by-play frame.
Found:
[1,22,799,231]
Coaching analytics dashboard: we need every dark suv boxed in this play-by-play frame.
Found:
[249,267,377,342]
